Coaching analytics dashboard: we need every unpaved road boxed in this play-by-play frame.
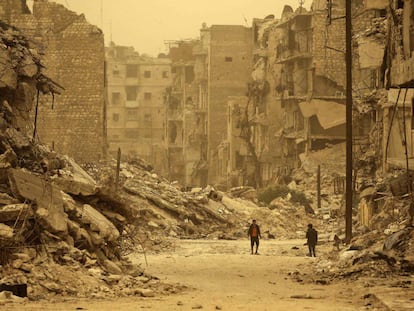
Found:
[6,239,388,310]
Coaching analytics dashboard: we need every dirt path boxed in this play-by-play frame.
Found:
[7,238,377,311]
[129,239,363,311]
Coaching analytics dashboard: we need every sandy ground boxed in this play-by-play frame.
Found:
[5,238,388,311]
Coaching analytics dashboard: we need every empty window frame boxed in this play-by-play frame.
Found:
[125,129,139,139]
[144,113,152,125]
[126,108,139,120]
[126,64,138,77]
[112,92,122,105]
[125,86,138,101]
[144,92,152,101]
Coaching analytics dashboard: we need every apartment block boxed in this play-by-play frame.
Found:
[207,25,253,187]
[106,43,171,173]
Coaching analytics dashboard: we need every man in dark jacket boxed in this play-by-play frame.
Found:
[248,219,261,255]
[306,223,318,257]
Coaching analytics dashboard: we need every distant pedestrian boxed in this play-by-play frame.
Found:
[306,223,318,257]
[248,219,261,255]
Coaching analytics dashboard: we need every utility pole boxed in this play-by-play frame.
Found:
[317,165,321,209]
[345,0,353,243]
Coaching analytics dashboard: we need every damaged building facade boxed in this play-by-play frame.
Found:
[164,39,208,187]
[382,0,414,172]
[208,25,253,188]
[224,0,387,189]
[0,0,106,163]
[106,43,171,174]
[165,25,253,188]
[271,3,348,174]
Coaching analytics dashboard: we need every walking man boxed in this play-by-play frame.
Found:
[248,219,261,255]
[306,223,318,257]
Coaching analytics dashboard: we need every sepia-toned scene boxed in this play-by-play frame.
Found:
[0,0,413,310]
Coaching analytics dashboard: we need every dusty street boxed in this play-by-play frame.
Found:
[5,238,400,311]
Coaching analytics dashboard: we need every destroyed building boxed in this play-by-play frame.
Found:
[106,43,171,175]
[271,3,347,172]
[165,25,253,188]
[207,25,253,188]
[382,0,414,172]
[216,1,386,190]
[164,39,208,187]
[222,96,251,188]
[0,0,106,163]
[0,19,139,299]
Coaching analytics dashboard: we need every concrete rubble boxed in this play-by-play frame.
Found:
[0,21,320,302]
[287,141,414,287]
[85,157,320,244]
[0,22,178,301]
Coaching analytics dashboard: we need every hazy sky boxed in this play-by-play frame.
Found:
[52,0,311,56]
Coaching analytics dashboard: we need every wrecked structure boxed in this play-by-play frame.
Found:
[382,0,414,172]
[265,3,347,176]
[165,25,253,188]
[0,21,252,300]
[106,43,171,175]
[164,39,208,187]
[207,25,253,188]
[0,20,141,299]
[0,0,106,163]
[221,0,386,190]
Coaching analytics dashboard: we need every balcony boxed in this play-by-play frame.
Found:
[276,45,312,64]
[125,100,140,108]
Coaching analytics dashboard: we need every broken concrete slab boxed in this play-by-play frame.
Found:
[0,203,33,222]
[136,288,155,297]
[0,193,20,205]
[0,49,17,89]
[8,168,68,234]
[76,204,119,242]
[0,223,14,239]
[36,207,68,234]
[5,128,31,150]
[18,54,38,78]
[11,252,32,263]
[102,259,123,275]
[52,157,97,196]
[101,210,126,223]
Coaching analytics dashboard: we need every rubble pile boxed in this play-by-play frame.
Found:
[356,17,387,42]
[0,23,176,301]
[292,143,345,222]
[85,160,319,242]
[313,227,414,283]
[84,159,235,245]
[293,142,414,281]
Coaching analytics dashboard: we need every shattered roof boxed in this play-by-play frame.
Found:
[299,99,346,129]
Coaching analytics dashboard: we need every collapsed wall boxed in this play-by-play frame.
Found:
[0,22,168,300]
[0,0,106,163]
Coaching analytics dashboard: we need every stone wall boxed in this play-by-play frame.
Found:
[0,0,105,163]
[312,11,346,90]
